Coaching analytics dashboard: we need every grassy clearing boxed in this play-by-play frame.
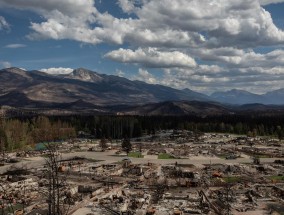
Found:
[128,152,144,158]
[0,204,23,215]
[216,154,227,159]
[223,176,242,183]
[86,158,102,163]
[158,153,175,159]
[255,154,271,158]
[267,175,284,181]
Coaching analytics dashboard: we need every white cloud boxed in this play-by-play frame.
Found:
[126,29,205,48]
[194,48,284,69]
[0,0,95,17]
[2,0,283,48]
[2,0,284,93]
[259,0,284,5]
[118,0,137,13]
[0,16,9,31]
[5,44,26,48]
[0,61,12,68]
[40,67,73,75]
[115,69,125,77]
[133,68,157,84]
[28,8,102,44]
[135,0,284,48]
[135,62,284,94]
[105,48,197,68]
[1,0,101,44]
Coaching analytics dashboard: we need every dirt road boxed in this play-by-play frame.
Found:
[0,150,283,174]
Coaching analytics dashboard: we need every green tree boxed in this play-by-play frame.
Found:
[5,120,29,151]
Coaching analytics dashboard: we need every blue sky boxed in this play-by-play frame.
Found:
[1,0,284,94]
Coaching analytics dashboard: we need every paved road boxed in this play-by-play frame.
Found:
[0,150,283,174]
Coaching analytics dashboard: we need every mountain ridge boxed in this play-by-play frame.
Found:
[0,67,213,107]
[1,67,284,112]
[211,89,284,105]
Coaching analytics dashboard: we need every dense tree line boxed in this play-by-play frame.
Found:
[0,116,76,152]
[55,114,284,140]
[1,113,284,152]
[55,115,143,139]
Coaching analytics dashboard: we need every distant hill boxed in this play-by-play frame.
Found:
[264,89,284,105]
[114,101,231,116]
[211,89,284,105]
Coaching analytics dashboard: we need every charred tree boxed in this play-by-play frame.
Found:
[121,138,132,156]
[99,137,107,151]
[44,143,70,215]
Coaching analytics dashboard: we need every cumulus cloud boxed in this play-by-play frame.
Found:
[0,16,9,31]
[0,0,101,44]
[118,0,284,48]
[133,68,157,84]
[5,44,26,48]
[128,0,284,48]
[0,0,95,17]
[105,48,197,68]
[2,0,284,93]
[126,29,205,48]
[259,0,284,5]
[118,0,137,13]
[2,0,283,48]
[0,61,12,68]
[193,48,284,69]
[40,67,73,75]
[135,61,284,94]
[115,69,125,77]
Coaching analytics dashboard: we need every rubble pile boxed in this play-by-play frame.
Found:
[0,130,283,214]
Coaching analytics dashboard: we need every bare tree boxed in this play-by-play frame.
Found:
[139,142,142,154]
[0,130,6,164]
[43,143,71,215]
[148,177,168,204]
[99,138,107,152]
[121,138,132,156]
[0,181,15,215]
[216,183,235,215]
[0,120,7,165]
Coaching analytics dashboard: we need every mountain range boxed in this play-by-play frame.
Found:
[0,67,284,115]
[211,89,284,105]
[0,67,212,107]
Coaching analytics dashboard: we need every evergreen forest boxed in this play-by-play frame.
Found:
[1,113,284,152]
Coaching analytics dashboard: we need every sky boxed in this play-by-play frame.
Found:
[1,0,284,95]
